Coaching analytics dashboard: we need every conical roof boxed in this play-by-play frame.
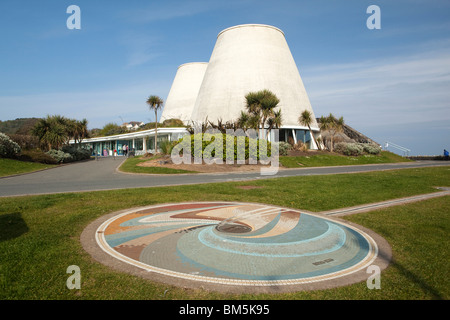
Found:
[190,24,318,129]
[160,62,208,124]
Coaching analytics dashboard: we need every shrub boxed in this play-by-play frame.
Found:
[172,132,272,162]
[8,134,40,150]
[335,142,381,156]
[18,149,58,164]
[0,132,21,158]
[159,139,177,155]
[335,142,364,156]
[61,145,91,161]
[278,141,292,156]
[362,143,381,155]
[46,149,73,163]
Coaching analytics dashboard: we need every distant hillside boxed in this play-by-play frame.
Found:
[0,118,41,135]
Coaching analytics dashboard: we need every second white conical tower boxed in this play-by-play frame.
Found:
[190,24,318,130]
[160,62,208,124]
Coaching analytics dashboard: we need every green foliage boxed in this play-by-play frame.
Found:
[159,139,177,155]
[334,142,381,156]
[18,149,58,164]
[277,141,292,156]
[335,142,364,156]
[162,118,185,127]
[173,133,272,162]
[238,89,282,134]
[0,118,40,135]
[362,143,382,154]
[46,149,73,163]
[0,132,21,158]
[7,133,40,150]
[46,146,91,163]
[98,123,127,137]
[61,145,91,161]
[32,115,89,151]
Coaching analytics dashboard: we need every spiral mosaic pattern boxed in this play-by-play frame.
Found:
[96,202,378,286]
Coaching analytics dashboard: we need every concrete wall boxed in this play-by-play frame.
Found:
[160,62,208,124]
[190,24,318,130]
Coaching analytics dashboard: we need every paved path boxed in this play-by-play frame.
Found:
[321,187,450,216]
[0,157,449,197]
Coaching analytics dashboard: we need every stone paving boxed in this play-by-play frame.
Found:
[83,201,394,293]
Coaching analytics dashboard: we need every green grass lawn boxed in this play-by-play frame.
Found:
[279,151,410,168]
[0,158,55,177]
[0,166,449,300]
[118,155,197,174]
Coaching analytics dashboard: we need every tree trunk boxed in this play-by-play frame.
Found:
[154,109,158,153]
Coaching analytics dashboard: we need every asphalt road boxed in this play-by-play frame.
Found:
[1,156,449,197]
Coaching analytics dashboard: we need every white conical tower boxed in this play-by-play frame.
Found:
[160,62,208,124]
[190,24,318,130]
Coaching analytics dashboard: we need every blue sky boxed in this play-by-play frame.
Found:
[0,0,449,155]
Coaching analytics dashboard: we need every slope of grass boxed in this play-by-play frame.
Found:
[279,151,411,168]
[0,158,55,177]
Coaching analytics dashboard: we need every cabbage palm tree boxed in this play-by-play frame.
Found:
[69,118,89,146]
[146,95,164,152]
[266,109,282,139]
[244,89,280,138]
[298,110,320,150]
[77,118,89,144]
[32,115,69,151]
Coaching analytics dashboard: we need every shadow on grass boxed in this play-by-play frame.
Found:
[376,246,444,300]
[389,258,444,300]
[0,212,28,242]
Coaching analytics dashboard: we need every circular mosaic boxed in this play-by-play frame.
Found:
[89,202,389,291]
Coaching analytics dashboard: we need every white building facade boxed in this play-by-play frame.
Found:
[73,127,188,156]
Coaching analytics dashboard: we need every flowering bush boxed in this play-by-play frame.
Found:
[0,132,21,158]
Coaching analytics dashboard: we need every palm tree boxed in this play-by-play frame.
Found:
[298,110,320,150]
[69,118,89,146]
[236,111,250,130]
[146,95,164,153]
[244,89,280,138]
[77,118,89,145]
[266,109,282,139]
[32,115,69,151]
